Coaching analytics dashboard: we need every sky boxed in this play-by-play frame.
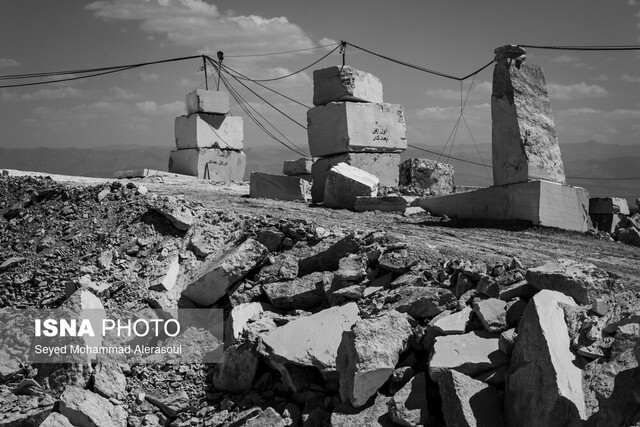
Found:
[1,0,639,160]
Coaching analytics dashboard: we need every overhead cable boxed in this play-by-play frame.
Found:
[517,44,640,51]
[225,43,341,58]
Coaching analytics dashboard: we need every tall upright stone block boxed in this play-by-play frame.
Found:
[186,90,230,115]
[307,102,406,157]
[311,152,400,202]
[313,66,384,106]
[169,148,246,181]
[175,114,243,150]
[491,61,565,186]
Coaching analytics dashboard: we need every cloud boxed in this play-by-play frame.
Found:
[550,55,586,67]
[0,58,19,68]
[86,0,329,56]
[106,87,141,100]
[424,81,492,101]
[546,82,609,100]
[135,100,185,116]
[138,72,159,83]
[622,74,640,83]
[555,107,640,143]
[20,87,86,101]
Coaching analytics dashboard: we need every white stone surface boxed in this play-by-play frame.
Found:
[311,152,400,202]
[249,172,311,202]
[312,65,383,106]
[507,290,586,427]
[415,180,590,232]
[323,163,379,210]
[175,113,243,150]
[261,302,360,373]
[491,61,566,186]
[307,102,406,157]
[169,147,246,181]
[431,306,473,334]
[228,302,265,342]
[186,89,230,115]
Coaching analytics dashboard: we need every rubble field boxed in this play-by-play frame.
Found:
[1,173,639,427]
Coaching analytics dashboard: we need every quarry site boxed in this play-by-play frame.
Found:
[1,45,640,427]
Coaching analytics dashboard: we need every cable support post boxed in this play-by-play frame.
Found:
[216,51,224,91]
[201,55,209,90]
[340,40,347,68]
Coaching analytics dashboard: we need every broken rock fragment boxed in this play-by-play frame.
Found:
[263,271,331,310]
[298,234,360,276]
[60,386,127,427]
[337,310,412,407]
[387,372,429,427]
[525,258,612,304]
[182,238,268,306]
[507,289,585,427]
[391,285,458,319]
[438,370,506,427]
[149,196,194,231]
[473,298,508,332]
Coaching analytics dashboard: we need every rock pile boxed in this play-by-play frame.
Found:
[169,90,246,181]
[1,174,639,426]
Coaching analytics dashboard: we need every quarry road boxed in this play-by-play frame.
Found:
[7,169,639,286]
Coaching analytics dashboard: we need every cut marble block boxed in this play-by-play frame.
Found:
[249,172,311,202]
[414,180,590,232]
[307,102,406,157]
[399,158,455,196]
[491,61,566,186]
[175,114,243,150]
[283,158,313,176]
[186,89,230,115]
[324,163,379,210]
[168,148,246,181]
[311,152,400,202]
[589,197,630,215]
[312,65,383,106]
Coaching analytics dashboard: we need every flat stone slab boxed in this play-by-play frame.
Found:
[186,89,230,115]
[262,302,360,373]
[507,289,586,426]
[311,152,400,202]
[307,102,406,157]
[263,271,331,310]
[354,195,412,212]
[313,65,383,106]
[175,113,243,150]
[429,331,509,381]
[249,172,310,202]
[169,147,246,181]
[415,180,590,232]
[431,306,473,334]
[283,157,313,176]
[324,163,379,210]
[491,60,566,186]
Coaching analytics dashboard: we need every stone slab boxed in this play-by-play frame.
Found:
[283,157,313,176]
[354,195,412,212]
[590,213,622,233]
[311,152,400,202]
[307,102,406,157]
[175,113,243,150]
[589,197,630,215]
[492,61,566,186]
[186,89,230,115]
[169,148,246,181]
[324,163,379,210]
[249,172,310,202]
[313,65,384,106]
[414,180,590,232]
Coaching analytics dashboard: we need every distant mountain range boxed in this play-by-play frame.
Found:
[1,140,637,204]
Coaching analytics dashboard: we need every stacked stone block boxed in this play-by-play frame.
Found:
[307,66,407,202]
[169,90,246,181]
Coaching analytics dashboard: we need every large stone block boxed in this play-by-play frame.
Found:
[589,197,630,215]
[399,158,454,196]
[283,157,313,176]
[323,163,379,210]
[491,61,566,186]
[186,89,230,115]
[506,290,585,427]
[312,65,384,106]
[249,172,310,202]
[307,102,406,157]
[169,148,246,181]
[414,180,590,232]
[175,113,243,150]
[311,152,400,202]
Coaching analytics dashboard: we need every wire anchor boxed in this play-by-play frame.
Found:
[216,51,224,91]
